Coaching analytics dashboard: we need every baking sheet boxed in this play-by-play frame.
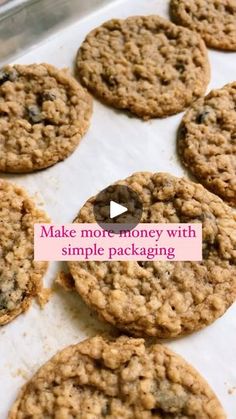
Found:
[0,0,113,64]
[1,0,236,417]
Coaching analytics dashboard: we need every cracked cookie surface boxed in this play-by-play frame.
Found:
[9,335,226,419]
[170,0,236,50]
[178,83,236,207]
[0,63,92,173]
[77,15,209,119]
[0,180,49,325]
[67,172,236,338]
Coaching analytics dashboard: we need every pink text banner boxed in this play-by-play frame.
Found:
[34,223,202,262]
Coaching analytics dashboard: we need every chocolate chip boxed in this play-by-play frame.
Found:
[0,70,10,85]
[178,123,187,139]
[137,261,148,267]
[42,89,57,101]
[225,5,234,14]
[175,63,185,73]
[199,212,215,222]
[196,111,210,124]
[0,68,18,85]
[161,79,170,86]
[101,73,118,88]
[0,111,8,117]
[101,403,111,416]
[0,295,8,310]
[8,69,18,82]
[27,105,43,124]
[151,409,162,415]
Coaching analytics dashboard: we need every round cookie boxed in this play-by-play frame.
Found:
[76,16,210,119]
[178,83,236,207]
[0,63,92,173]
[0,180,49,325]
[9,335,226,418]
[170,0,236,51]
[67,172,236,338]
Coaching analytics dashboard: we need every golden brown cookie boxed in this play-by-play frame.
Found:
[66,172,236,338]
[177,83,236,207]
[77,16,210,119]
[9,335,226,418]
[0,180,49,325]
[170,0,236,51]
[0,63,92,173]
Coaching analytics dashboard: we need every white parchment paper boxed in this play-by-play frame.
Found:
[0,0,236,417]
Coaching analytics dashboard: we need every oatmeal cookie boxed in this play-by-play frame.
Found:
[0,63,92,173]
[76,15,210,119]
[0,180,49,325]
[178,83,236,207]
[9,335,226,418]
[170,0,236,50]
[66,172,236,338]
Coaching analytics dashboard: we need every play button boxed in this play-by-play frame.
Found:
[93,184,143,234]
[110,201,127,219]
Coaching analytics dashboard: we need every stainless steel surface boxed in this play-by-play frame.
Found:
[0,0,113,64]
[0,0,29,14]
[0,0,12,5]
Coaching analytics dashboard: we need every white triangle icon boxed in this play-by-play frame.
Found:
[110,201,128,219]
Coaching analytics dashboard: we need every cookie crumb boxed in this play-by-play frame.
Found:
[12,368,29,380]
[228,386,236,395]
[56,271,75,291]
[37,288,52,308]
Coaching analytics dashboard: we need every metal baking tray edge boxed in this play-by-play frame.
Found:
[0,0,116,65]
